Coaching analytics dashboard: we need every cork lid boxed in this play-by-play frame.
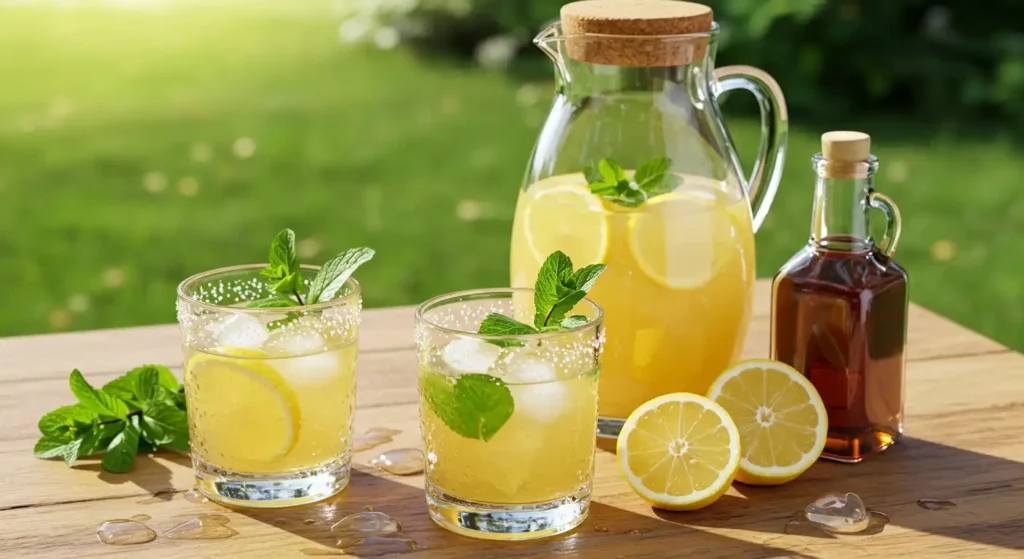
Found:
[560,1,715,67]
[821,131,873,179]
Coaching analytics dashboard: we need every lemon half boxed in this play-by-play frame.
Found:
[707,359,827,485]
[617,393,741,511]
[187,347,301,466]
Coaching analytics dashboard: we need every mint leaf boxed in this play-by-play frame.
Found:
[582,164,607,186]
[102,416,141,473]
[534,251,575,328]
[80,423,125,457]
[141,401,190,452]
[478,313,537,348]
[306,247,375,303]
[38,404,97,437]
[572,264,608,292]
[102,365,180,407]
[641,173,683,197]
[422,373,514,441]
[264,228,303,296]
[134,367,160,402]
[70,370,130,419]
[478,314,538,336]
[634,156,670,185]
[599,158,628,184]
[34,435,81,460]
[247,297,300,309]
[560,315,590,329]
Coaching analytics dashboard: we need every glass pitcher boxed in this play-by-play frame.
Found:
[509,1,788,437]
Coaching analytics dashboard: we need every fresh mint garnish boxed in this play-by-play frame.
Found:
[34,365,188,473]
[249,228,374,308]
[584,157,683,207]
[421,373,514,442]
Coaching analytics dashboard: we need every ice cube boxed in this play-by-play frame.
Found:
[495,349,566,422]
[804,492,869,533]
[264,322,338,384]
[440,338,501,374]
[205,312,269,350]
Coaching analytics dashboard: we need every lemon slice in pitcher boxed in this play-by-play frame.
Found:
[707,359,827,485]
[628,191,733,289]
[617,393,741,510]
[522,182,609,265]
[187,347,301,466]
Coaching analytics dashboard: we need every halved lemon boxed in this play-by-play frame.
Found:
[522,182,609,266]
[628,191,734,289]
[187,347,301,465]
[617,393,741,511]
[707,359,827,486]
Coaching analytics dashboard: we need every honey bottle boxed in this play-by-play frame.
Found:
[771,131,908,463]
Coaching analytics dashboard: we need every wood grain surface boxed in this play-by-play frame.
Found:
[1,279,1021,558]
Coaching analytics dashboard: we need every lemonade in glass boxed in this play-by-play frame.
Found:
[511,173,756,435]
[415,288,603,540]
[176,264,360,508]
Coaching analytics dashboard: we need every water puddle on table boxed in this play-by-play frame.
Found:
[352,427,403,452]
[96,520,157,545]
[163,514,238,540]
[369,448,424,475]
[918,498,956,510]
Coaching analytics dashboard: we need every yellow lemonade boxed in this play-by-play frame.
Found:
[420,362,599,504]
[184,341,357,475]
[510,173,756,422]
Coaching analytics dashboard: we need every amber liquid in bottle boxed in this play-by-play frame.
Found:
[772,134,908,463]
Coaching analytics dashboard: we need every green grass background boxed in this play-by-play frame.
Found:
[1,2,1021,351]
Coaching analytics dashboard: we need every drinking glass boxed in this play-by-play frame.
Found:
[176,264,360,508]
[415,288,603,539]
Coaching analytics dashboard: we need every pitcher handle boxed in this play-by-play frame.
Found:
[868,192,902,256]
[712,65,788,232]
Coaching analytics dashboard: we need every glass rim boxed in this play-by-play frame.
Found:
[535,20,720,45]
[176,263,361,314]
[415,287,603,342]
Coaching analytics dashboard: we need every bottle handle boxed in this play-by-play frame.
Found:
[868,192,902,256]
[712,65,789,232]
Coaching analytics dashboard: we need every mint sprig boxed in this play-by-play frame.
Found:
[34,365,188,473]
[476,250,607,341]
[249,229,374,308]
[584,157,683,207]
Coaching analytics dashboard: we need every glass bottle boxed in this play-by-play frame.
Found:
[771,131,908,463]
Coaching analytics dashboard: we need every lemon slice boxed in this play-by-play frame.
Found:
[187,347,301,465]
[628,191,733,289]
[707,359,827,486]
[522,182,609,265]
[617,393,741,511]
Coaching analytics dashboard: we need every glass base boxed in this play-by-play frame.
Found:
[597,416,625,439]
[425,483,590,540]
[193,456,349,509]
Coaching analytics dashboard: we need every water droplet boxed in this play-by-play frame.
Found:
[96,520,156,545]
[137,488,176,504]
[628,528,651,536]
[163,514,238,540]
[304,519,317,525]
[352,427,402,452]
[184,489,209,503]
[129,514,151,522]
[593,525,609,532]
[364,505,375,512]
[918,498,956,510]
[804,492,869,533]
[330,512,418,552]
[369,449,424,475]
[786,509,889,537]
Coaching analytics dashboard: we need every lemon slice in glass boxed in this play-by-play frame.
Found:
[617,393,741,511]
[707,359,828,485]
[523,183,609,266]
[628,191,734,289]
[187,347,301,467]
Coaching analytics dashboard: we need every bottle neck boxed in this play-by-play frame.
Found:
[810,155,879,252]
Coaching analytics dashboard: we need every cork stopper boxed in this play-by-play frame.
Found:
[560,1,714,67]
[821,131,873,179]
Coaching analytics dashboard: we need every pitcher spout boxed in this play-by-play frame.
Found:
[534,21,571,84]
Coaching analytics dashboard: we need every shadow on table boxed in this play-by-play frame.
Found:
[233,466,811,558]
[654,437,1024,550]
[75,451,192,502]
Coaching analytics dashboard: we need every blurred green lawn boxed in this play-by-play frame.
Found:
[1,2,1021,351]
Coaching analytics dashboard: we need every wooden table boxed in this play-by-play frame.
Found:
[2,279,1022,558]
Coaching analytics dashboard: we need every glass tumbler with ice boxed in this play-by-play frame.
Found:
[176,264,360,508]
[415,288,604,540]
